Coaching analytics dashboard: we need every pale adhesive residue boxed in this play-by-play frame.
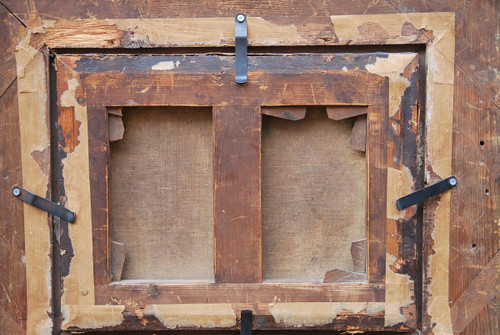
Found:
[365,302,385,315]
[425,83,453,179]
[365,53,416,117]
[60,78,80,107]
[107,17,306,46]
[59,72,98,326]
[31,20,56,34]
[329,13,452,45]
[15,32,38,79]
[427,193,452,334]
[387,166,415,220]
[248,17,306,45]
[384,254,413,327]
[144,304,236,328]
[30,307,53,335]
[152,60,180,71]
[16,35,48,96]
[428,295,452,334]
[61,305,125,329]
[269,302,367,327]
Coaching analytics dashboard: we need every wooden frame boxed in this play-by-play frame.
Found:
[15,13,455,334]
[54,52,402,331]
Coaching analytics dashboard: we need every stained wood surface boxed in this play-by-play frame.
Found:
[109,107,214,281]
[73,55,387,107]
[107,107,124,142]
[214,105,261,283]
[95,282,384,305]
[326,106,368,121]
[448,0,500,333]
[110,241,126,282]
[262,108,366,281]
[3,1,398,21]
[0,7,27,335]
[365,104,389,285]
[323,269,367,283]
[450,251,500,334]
[2,1,497,333]
[261,106,307,121]
[0,4,23,98]
[351,239,367,273]
[350,115,367,152]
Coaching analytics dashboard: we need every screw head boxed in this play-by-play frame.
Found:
[449,178,457,186]
[236,14,245,22]
[12,188,21,197]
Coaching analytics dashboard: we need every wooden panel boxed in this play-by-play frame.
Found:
[3,2,496,333]
[65,54,386,107]
[351,115,367,152]
[326,106,368,121]
[214,105,261,283]
[0,80,26,334]
[324,269,367,283]
[366,105,387,284]
[109,107,214,281]
[460,298,499,335]
[95,282,384,305]
[261,106,307,121]
[451,252,500,334]
[448,1,500,333]
[0,4,24,97]
[4,0,396,22]
[262,108,366,281]
[13,15,435,49]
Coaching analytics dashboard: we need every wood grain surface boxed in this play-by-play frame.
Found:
[1,1,497,333]
[0,80,27,334]
[214,105,262,283]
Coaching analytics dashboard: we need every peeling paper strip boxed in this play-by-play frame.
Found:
[16,35,53,335]
[365,53,417,117]
[331,13,454,85]
[61,305,125,330]
[386,167,415,221]
[108,17,306,46]
[269,302,381,327]
[384,254,413,327]
[144,304,236,329]
[58,73,100,315]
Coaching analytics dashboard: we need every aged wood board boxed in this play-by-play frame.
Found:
[0,1,498,334]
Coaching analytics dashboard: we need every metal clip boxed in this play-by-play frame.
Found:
[240,310,252,335]
[235,13,248,84]
[396,176,458,210]
[12,186,76,223]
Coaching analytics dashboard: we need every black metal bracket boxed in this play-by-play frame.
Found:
[235,13,248,84]
[12,186,76,223]
[240,310,252,335]
[396,176,458,210]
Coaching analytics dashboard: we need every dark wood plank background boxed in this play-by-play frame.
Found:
[0,1,498,334]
